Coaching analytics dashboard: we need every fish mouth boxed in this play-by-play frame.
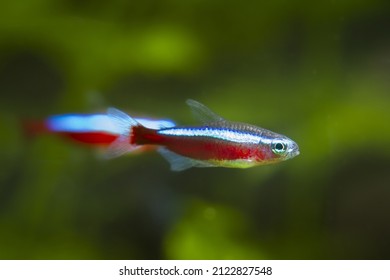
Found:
[288,142,300,158]
[292,149,300,157]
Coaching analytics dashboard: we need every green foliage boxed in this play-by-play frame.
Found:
[165,200,264,259]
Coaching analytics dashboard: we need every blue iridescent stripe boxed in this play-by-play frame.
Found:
[47,114,175,134]
[158,127,262,144]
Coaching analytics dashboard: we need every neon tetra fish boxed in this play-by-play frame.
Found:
[107,99,299,171]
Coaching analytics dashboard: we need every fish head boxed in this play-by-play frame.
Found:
[267,136,300,163]
[254,132,300,165]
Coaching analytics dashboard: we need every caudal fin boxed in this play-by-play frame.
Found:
[105,107,139,158]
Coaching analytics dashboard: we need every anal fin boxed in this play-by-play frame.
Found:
[158,148,215,171]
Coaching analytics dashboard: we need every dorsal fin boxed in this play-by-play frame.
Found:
[186,99,225,123]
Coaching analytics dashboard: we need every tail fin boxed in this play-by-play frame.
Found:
[105,107,140,158]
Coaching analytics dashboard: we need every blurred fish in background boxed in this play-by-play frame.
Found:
[0,0,390,260]
[23,112,175,150]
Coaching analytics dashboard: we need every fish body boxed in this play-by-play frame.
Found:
[108,99,299,171]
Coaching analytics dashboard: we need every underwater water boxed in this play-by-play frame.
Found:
[0,0,390,259]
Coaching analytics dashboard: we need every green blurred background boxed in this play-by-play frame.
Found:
[1,0,390,259]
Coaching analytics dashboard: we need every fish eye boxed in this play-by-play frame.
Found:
[271,141,287,155]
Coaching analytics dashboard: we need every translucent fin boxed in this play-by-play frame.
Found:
[107,107,138,133]
[136,118,176,129]
[186,99,225,123]
[158,148,195,171]
[158,148,216,171]
[157,121,176,129]
[105,107,138,158]
[193,161,216,168]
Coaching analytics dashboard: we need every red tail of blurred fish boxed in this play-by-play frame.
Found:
[23,113,176,148]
